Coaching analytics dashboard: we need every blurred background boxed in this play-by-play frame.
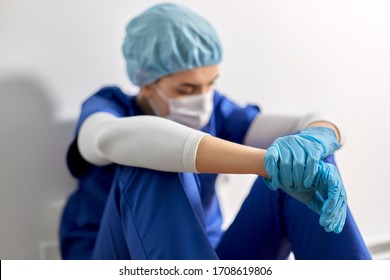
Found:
[1,0,389,259]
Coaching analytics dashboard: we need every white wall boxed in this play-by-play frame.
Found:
[1,0,389,259]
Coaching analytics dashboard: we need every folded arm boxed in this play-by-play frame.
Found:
[77,112,268,176]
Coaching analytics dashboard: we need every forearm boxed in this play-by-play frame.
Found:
[196,135,268,177]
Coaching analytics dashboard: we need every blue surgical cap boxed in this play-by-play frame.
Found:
[122,3,223,87]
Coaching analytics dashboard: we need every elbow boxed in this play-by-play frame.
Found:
[77,121,112,167]
[95,127,114,163]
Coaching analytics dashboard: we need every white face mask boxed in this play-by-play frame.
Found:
[149,86,214,129]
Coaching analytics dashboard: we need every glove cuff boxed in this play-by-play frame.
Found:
[299,127,341,157]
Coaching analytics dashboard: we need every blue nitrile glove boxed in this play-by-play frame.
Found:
[316,161,347,233]
[267,160,347,233]
[264,126,341,191]
[263,126,346,233]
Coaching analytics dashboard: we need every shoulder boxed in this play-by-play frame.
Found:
[213,90,260,116]
[86,85,134,105]
[80,85,138,117]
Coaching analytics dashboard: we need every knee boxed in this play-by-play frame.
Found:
[116,166,186,203]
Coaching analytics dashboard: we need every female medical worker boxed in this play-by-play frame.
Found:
[60,3,371,260]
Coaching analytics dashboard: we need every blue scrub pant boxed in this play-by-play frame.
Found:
[92,162,372,260]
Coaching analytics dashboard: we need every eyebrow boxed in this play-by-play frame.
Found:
[178,74,219,88]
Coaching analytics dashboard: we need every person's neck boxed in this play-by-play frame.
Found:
[136,94,155,115]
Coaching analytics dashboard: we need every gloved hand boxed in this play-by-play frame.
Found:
[268,161,347,233]
[264,126,341,191]
[263,126,345,233]
[316,161,347,233]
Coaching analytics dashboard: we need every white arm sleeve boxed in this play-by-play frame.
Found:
[243,112,345,149]
[77,112,209,172]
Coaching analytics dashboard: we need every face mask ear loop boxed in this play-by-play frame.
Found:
[152,84,170,103]
[148,84,170,117]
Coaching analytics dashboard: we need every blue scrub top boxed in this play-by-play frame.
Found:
[60,86,260,259]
